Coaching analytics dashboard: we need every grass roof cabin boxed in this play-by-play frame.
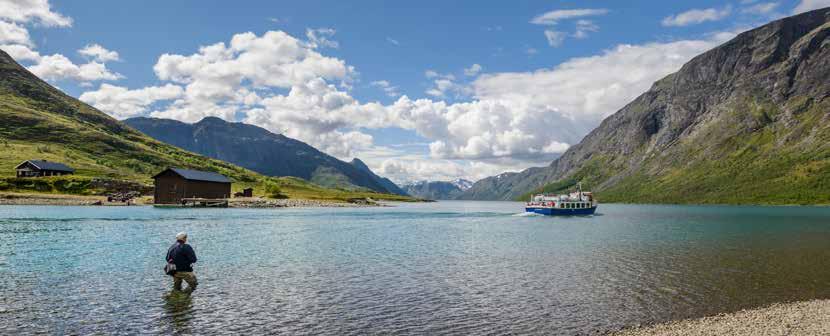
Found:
[15,160,75,178]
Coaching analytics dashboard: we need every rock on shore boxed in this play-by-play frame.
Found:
[228,197,384,208]
[615,299,830,336]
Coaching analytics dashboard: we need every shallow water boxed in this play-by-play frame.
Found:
[1,202,830,335]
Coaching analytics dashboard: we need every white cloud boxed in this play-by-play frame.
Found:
[525,47,538,55]
[463,63,482,76]
[532,9,605,46]
[415,33,736,161]
[1,44,39,60]
[79,83,183,119]
[370,80,399,97]
[0,0,71,27]
[267,17,280,23]
[0,21,31,46]
[741,2,780,15]
[792,0,830,13]
[662,7,732,26]
[573,20,599,39]
[423,71,469,98]
[28,53,123,81]
[544,30,566,47]
[305,27,339,49]
[0,1,123,85]
[140,30,374,156]
[78,43,120,62]
[530,8,609,25]
[386,37,400,45]
[83,27,738,181]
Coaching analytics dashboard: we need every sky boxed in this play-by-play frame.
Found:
[1,0,828,184]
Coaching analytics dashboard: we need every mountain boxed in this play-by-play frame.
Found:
[450,178,474,190]
[0,49,261,184]
[403,179,473,200]
[349,158,409,195]
[0,48,413,202]
[124,117,407,195]
[460,8,830,205]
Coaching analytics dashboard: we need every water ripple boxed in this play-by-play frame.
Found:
[1,203,830,334]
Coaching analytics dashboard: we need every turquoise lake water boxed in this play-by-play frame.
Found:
[1,202,830,335]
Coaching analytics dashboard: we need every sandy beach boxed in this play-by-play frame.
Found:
[614,299,830,336]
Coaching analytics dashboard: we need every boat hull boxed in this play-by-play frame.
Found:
[525,206,597,216]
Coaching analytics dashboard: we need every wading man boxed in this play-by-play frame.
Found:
[166,232,198,292]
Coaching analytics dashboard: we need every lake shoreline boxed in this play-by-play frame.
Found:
[612,299,830,336]
[0,192,385,208]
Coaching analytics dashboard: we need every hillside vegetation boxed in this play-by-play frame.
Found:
[461,8,830,205]
[124,117,408,195]
[0,49,413,202]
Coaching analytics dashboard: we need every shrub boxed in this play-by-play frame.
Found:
[53,178,92,194]
[264,181,286,199]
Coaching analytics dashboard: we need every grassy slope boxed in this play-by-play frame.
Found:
[523,97,830,205]
[0,52,414,202]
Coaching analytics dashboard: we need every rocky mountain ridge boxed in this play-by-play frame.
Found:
[459,8,830,204]
[125,117,407,195]
[403,179,473,200]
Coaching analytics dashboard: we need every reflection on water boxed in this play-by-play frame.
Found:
[162,291,194,334]
[0,202,829,335]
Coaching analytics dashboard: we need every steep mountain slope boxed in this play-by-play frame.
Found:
[124,117,406,194]
[0,49,261,183]
[403,179,473,200]
[349,158,409,195]
[460,8,830,204]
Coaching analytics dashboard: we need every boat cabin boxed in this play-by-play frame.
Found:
[15,160,75,177]
[152,168,232,204]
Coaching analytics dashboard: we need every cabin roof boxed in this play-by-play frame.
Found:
[153,167,232,183]
[16,160,75,172]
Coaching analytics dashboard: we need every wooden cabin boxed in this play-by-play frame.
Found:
[234,188,253,198]
[152,168,232,204]
[15,160,75,177]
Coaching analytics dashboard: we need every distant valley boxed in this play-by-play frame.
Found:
[402,179,473,200]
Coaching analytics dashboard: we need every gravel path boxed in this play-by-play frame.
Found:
[615,299,830,336]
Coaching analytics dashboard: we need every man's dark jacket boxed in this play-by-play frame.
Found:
[166,241,197,272]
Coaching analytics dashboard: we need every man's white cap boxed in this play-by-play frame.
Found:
[176,232,187,240]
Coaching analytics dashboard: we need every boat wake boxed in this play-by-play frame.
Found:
[512,212,543,217]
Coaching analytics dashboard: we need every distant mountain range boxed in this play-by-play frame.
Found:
[459,8,830,205]
[402,179,473,200]
[124,117,407,195]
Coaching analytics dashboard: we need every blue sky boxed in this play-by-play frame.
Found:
[2,0,826,183]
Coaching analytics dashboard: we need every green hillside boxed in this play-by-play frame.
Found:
[0,49,412,202]
[465,8,830,205]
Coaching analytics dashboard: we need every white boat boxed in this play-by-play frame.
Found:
[525,183,598,216]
